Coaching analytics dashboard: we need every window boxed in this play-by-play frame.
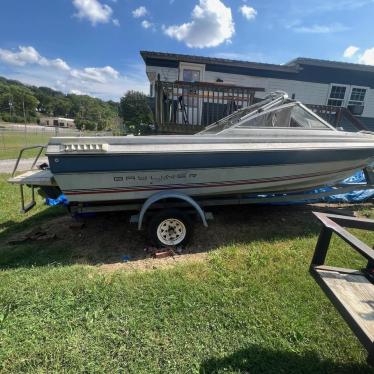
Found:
[239,104,329,129]
[348,87,366,106]
[183,69,200,82]
[327,85,347,107]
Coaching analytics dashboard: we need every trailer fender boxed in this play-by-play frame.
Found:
[137,191,208,230]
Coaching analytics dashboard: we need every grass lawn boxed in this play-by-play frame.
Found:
[0,131,50,159]
[1,173,374,373]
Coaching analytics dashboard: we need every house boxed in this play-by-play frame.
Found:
[39,117,75,128]
[141,51,374,133]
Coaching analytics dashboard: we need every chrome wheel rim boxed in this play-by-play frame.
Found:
[156,218,186,246]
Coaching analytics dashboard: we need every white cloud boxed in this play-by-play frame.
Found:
[358,47,374,65]
[70,66,119,83]
[70,89,87,95]
[292,23,348,33]
[239,5,257,20]
[0,45,147,100]
[0,46,40,66]
[163,0,235,48]
[112,18,120,27]
[309,0,374,13]
[0,46,70,71]
[47,58,71,71]
[141,20,153,29]
[343,45,359,58]
[132,6,148,18]
[72,0,113,25]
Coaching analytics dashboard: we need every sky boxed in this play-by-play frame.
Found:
[0,0,374,101]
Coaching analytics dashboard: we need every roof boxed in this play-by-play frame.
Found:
[287,57,374,73]
[140,51,299,73]
[141,51,374,88]
[141,51,374,74]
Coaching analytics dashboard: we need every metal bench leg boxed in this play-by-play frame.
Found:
[20,184,36,213]
[310,226,332,267]
[367,345,374,367]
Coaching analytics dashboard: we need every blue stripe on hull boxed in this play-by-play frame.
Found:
[48,148,374,174]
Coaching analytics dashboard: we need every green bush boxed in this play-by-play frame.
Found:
[75,119,97,131]
[1,113,25,123]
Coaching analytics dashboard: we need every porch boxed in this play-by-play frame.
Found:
[151,79,368,134]
[152,79,264,134]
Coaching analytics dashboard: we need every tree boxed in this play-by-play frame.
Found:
[0,75,120,128]
[119,91,153,135]
[0,83,38,121]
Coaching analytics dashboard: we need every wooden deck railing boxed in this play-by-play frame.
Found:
[153,79,264,134]
[151,80,368,134]
[307,104,368,131]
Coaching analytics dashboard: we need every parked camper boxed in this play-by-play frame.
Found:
[40,117,75,128]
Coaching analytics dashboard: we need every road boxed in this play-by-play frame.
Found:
[0,157,48,173]
[0,123,78,133]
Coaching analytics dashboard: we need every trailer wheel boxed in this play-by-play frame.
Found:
[148,209,192,247]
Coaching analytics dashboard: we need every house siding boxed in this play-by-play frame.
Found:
[146,65,178,83]
[145,58,374,120]
[266,79,330,105]
[204,70,330,105]
[362,89,374,118]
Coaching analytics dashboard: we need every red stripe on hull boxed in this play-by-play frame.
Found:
[63,165,361,196]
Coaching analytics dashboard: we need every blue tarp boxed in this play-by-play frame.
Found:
[320,171,374,203]
[46,194,69,206]
[252,170,374,205]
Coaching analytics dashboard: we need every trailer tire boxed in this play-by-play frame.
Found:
[148,209,192,247]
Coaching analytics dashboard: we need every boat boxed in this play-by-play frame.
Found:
[9,92,374,205]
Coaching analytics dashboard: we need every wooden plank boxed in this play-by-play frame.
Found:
[314,265,362,275]
[8,169,56,186]
[316,269,374,343]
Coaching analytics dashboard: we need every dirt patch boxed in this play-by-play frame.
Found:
[1,202,372,270]
[99,252,209,273]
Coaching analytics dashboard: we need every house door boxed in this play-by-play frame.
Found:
[179,63,205,126]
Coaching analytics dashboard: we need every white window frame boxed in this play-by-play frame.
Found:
[347,85,368,112]
[179,62,205,82]
[326,83,349,107]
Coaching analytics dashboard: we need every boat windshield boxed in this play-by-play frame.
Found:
[198,93,287,135]
[237,103,331,130]
[199,102,332,135]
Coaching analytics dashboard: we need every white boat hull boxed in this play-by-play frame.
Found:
[55,159,366,203]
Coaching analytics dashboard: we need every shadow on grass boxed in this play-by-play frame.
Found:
[200,344,372,374]
[0,202,361,270]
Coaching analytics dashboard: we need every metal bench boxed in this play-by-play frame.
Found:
[310,212,374,366]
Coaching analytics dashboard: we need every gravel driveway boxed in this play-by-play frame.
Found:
[0,157,48,173]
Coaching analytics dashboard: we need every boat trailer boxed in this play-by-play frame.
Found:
[8,145,374,246]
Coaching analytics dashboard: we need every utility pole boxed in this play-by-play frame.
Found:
[8,97,13,118]
[22,96,27,145]
[0,112,4,151]
[97,112,101,133]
